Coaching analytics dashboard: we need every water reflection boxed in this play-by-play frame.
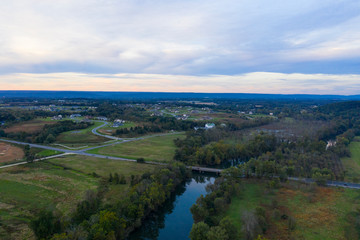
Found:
[128,174,215,240]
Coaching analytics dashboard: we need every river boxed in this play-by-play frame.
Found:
[128,174,215,240]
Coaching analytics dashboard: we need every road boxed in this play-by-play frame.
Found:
[2,121,358,190]
[91,121,121,140]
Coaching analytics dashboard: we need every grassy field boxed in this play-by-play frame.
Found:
[0,143,24,165]
[225,181,360,240]
[4,119,56,134]
[85,133,185,162]
[56,121,108,144]
[48,155,158,203]
[0,155,158,239]
[342,137,360,182]
[0,161,99,240]
[98,122,137,135]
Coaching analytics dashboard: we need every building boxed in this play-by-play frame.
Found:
[205,123,215,129]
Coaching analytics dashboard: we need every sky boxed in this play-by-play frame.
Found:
[1,0,360,94]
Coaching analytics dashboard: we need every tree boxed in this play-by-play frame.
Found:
[113,173,119,184]
[242,211,262,240]
[219,217,238,240]
[30,210,61,239]
[45,134,56,144]
[207,226,228,240]
[24,145,35,163]
[189,222,210,240]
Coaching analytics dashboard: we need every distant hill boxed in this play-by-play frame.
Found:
[0,90,359,100]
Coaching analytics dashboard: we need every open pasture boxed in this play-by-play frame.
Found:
[86,133,185,162]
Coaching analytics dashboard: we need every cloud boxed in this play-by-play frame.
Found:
[0,72,359,95]
[0,0,360,75]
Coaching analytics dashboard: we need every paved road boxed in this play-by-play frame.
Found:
[91,121,121,140]
[0,153,73,169]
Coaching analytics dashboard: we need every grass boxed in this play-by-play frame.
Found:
[56,121,108,144]
[342,137,360,182]
[0,161,99,239]
[47,155,158,203]
[48,155,157,177]
[86,133,185,162]
[225,180,360,240]
[36,149,62,157]
[4,119,56,134]
[225,181,271,227]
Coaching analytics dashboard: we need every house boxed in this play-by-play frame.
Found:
[52,115,63,120]
[205,123,215,129]
[70,114,82,119]
[96,116,108,121]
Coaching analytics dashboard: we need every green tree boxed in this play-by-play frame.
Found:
[30,210,61,239]
[189,222,210,240]
[207,226,228,240]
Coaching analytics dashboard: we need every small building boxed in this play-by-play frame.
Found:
[70,114,82,118]
[96,116,108,121]
[52,115,63,120]
[205,123,215,129]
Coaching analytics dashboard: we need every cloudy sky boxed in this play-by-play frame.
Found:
[1,0,360,94]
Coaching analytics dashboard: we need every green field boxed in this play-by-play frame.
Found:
[0,155,158,239]
[0,161,99,239]
[48,155,158,203]
[225,181,360,239]
[56,121,108,144]
[342,137,360,182]
[86,133,185,162]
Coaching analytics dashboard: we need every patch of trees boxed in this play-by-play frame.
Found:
[190,168,248,240]
[31,163,189,240]
[175,132,278,166]
[115,117,197,137]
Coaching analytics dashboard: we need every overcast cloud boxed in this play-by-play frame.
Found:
[1,0,360,93]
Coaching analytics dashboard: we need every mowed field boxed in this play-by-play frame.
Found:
[4,119,56,134]
[225,180,360,240]
[0,143,24,165]
[0,155,157,239]
[56,121,108,144]
[86,133,185,162]
[342,137,360,182]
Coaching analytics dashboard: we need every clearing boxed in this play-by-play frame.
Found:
[342,136,360,182]
[86,133,185,162]
[4,119,56,134]
[0,143,24,165]
[225,180,360,240]
[56,121,109,144]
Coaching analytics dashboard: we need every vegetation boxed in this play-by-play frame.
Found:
[87,133,185,162]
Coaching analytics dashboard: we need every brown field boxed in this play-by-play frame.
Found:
[4,120,55,134]
[0,143,24,163]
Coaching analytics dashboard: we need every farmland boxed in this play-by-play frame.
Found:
[86,133,185,162]
[0,155,158,240]
[4,119,56,134]
[0,161,99,240]
[0,143,24,165]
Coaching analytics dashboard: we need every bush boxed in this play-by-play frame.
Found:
[137,158,145,163]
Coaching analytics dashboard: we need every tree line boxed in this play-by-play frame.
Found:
[30,163,190,240]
